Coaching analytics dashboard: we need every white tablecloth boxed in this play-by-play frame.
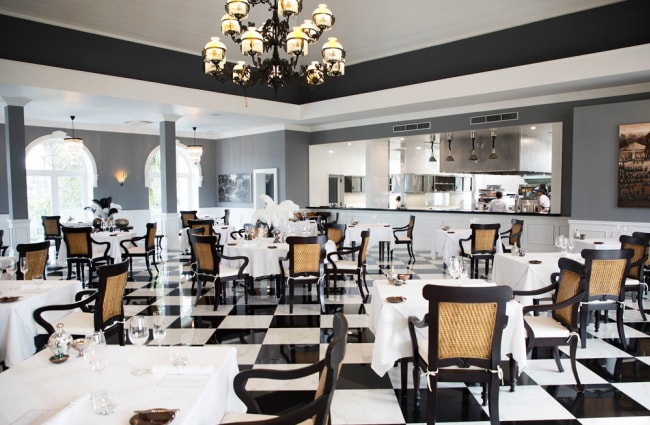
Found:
[180,225,235,252]
[57,231,136,267]
[570,237,620,253]
[0,279,82,367]
[369,278,527,377]
[223,238,289,278]
[432,228,503,266]
[0,345,246,425]
[345,223,393,248]
[0,256,17,270]
[492,252,576,305]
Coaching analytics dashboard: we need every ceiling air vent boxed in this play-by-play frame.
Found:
[393,121,431,133]
[470,111,519,125]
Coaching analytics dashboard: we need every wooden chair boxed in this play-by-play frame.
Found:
[0,229,8,256]
[189,218,218,237]
[33,261,129,349]
[41,215,62,259]
[632,231,650,305]
[620,234,649,321]
[119,222,159,279]
[500,218,524,253]
[16,241,50,280]
[392,214,415,260]
[62,226,113,287]
[221,313,347,425]
[459,223,501,278]
[325,230,370,299]
[407,285,512,425]
[179,210,198,229]
[579,248,633,348]
[278,235,327,314]
[323,222,346,251]
[513,257,587,392]
[189,233,251,310]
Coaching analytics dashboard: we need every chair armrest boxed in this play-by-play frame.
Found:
[219,254,249,276]
[512,282,558,298]
[90,237,111,257]
[522,290,585,316]
[458,236,472,256]
[119,235,145,251]
[33,291,98,335]
[326,247,360,265]
[233,360,324,414]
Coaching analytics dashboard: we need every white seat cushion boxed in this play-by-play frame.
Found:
[524,316,571,339]
[126,246,147,255]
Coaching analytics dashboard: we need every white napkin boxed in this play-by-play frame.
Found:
[42,393,90,425]
[152,365,215,376]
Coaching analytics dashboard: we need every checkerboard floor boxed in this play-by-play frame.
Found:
[46,246,650,424]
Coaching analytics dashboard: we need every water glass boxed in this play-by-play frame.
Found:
[92,390,118,415]
[128,316,150,375]
[448,257,460,279]
[170,343,191,367]
[152,312,166,348]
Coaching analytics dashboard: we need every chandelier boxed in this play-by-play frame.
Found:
[202,1,346,93]
[188,127,203,164]
[64,115,84,160]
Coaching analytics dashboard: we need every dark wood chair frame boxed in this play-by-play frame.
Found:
[62,226,113,287]
[579,248,633,348]
[278,235,327,314]
[620,234,649,321]
[0,229,8,256]
[120,222,159,279]
[325,230,370,299]
[500,219,524,253]
[392,214,415,260]
[16,240,50,280]
[459,223,501,278]
[41,215,62,259]
[407,285,512,425]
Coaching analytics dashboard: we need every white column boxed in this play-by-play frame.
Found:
[8,218,31,247]
[162,213,180,251]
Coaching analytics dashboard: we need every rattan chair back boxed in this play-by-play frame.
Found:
[552,258,586,328]
[180,210,198,228]
[63,226,94,257]
[16,241,50,280]
[471,223,500,254]
[582,249,633,300]
[95,261,129,330]
[324,223,346,250]
[42,216,62,238]
[620,235,649,281]
[189,219,215,238]
[286,235,327,278]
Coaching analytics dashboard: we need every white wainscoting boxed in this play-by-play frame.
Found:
[568,219,650,239]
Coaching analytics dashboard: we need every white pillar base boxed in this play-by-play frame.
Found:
[8,218,32,247]
[162,213,180,251]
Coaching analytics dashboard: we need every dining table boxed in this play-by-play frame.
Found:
[570,237,620,253]
[56,230,136,267]
[432,228,504,267]
[491,252,582,305]
[369,278,528,383]
[0,279,82,368]
[222,237,289,279]
[0,255,17,271]
[0,345,246,425]
[180,224,235,252]
[345,223,393,260]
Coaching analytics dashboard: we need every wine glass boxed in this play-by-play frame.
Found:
[448,257,460,279]
[84,331,108,373]
[5,258,16,280]
[554,235,562,253]
[458,258,468,279]
[128,316,150,375]
[152,312,166,348]
[19,257,28,278]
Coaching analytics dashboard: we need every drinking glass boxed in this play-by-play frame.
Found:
[5,258,16,280]
[128,316,150,375]
[152,312,166,348]
[554,235,562,253]
[19,257,28,278]
[448,257,460,279]
[84,331,108,374]
[458,258,468,279]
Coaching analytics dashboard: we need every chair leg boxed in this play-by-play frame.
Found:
[617,304,627,348]
[488,375,500,425]
[580,308,589,348]
[144,255,152,277]
[637,286,647,321]
[289,280,294,314]
[569,336,584,392]
[400,358,408,400]
[194,277,203,307]
[552,347,564,372]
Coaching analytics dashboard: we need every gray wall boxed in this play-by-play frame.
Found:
[572,99,650,221]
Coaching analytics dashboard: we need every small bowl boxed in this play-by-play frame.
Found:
[397,273,410,282]
[70,338,86,357]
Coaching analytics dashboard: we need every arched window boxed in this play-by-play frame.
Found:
[25,131,97,240]
[145,143,202,219]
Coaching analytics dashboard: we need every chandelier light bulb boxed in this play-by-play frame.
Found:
[278,0,302,17]
[226,0,249,20]
[312,4,334,30]
[221,14,240,35]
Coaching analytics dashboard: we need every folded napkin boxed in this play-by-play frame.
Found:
[152,365,215,376]
[42,393,90,425]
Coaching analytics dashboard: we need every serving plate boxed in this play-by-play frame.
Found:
[0,296,21,303]
[528,260,542,264]
[386,296,406,303]
[130,409,178,425]
[593,241,604,245]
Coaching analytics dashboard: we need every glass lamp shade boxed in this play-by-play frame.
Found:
[322,37,344,64]
[221,14,241,35]
[312,4,334,30]
[469,150,479,161]
[278,0,302,17]
[240,27,264,56]
[445,154,455,161]
[286,27,309,56]
[300,19,320,42]
[226,0,250,20]
[188,145,203,164]
[489,148,498,159]
[64,137,84,159]
[204,59,224,75]
[306,61,324,85]
[233,61,251,85]
[204,37,227,62]
[326,60,344,77]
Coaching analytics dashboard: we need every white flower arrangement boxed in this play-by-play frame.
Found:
[85,197,122,219]
[251,195,299,229]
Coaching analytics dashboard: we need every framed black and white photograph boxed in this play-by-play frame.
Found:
[218,173,252,203]
[618,123,650,208]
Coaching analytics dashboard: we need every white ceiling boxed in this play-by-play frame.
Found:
[1,0,644,140]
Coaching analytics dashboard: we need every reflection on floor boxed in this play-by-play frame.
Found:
[45,244,650,424]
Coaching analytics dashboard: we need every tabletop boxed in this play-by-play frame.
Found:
[0,345,246,425]
[368,278,527,377]
[180,225,235,252]
[345,223,393,248]
[222,237,289,278]
[0,279,82,368]
[56,231,136,267]
[570,237,620,253]
[432,228,503,266]
[492,252,576,305]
